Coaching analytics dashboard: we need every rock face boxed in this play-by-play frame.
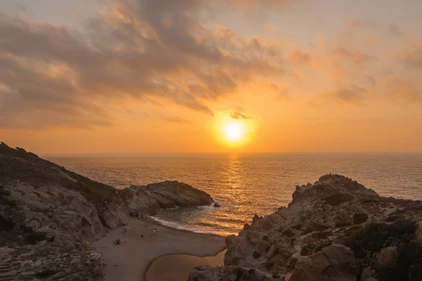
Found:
[0,142,214,280]
[189,174,422,281]
[123,181,213,216]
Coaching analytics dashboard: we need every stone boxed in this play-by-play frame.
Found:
[377,246,398,268]
[360,267,377,281]
[321,245,357,275]
[89,253,102,261]
[194,265,211,271]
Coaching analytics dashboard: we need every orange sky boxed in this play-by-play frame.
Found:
[1,0,422,154]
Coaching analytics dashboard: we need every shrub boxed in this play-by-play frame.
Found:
[342,219,417,258]
[340,219,418,272]
[377,242,422,281]
[323,193,355,206]
[354,213,369,224]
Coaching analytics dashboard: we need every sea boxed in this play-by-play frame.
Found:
[50,153,422,236]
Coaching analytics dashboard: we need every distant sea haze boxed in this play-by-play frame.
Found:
[52,153,422,236]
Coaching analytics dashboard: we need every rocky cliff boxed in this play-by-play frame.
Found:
[189,174,422,281]
[0,142,214,281]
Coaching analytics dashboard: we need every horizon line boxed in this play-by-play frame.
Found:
[42,151,422,158]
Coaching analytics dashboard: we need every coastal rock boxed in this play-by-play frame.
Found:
[189,174,422,281]
[124,181,214,216]
[0,142,216,281]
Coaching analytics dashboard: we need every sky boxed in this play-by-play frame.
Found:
[1,0,422,155]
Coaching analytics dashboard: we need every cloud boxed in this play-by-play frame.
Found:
[399,46,422,69]
[162,116,192,124]
[347,19,380,30]
[388,24,401,36]
[0,54,113,129]
[288,49,311,65]
[122,107,192,124]
[226,0,292,9]
[228,109,252,120]
[0,0,286,128]
[328,85,366,105]
[333,47,376,64]
[383,76,422,104]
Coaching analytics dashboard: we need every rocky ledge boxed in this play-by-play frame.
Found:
[189,174,422,281]
[0,142,214,281]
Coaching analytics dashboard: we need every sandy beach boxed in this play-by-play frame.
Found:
[93,218,227,281]
[146,250,226,281]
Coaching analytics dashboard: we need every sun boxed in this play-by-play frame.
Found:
[223,121,245,142]
[214,111,255,147]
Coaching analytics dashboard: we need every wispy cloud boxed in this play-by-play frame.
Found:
[327,85,366,105]
[333,47,377,64]
[228,110,252,120]
[162,116,192,124]
[288,49,312,65]
[399,46,422,69]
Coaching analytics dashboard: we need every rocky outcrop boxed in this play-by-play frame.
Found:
[189,174,422,281]
[0,142,214,280]
[123,181,213,216]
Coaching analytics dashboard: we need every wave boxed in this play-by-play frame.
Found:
[149,216,234,236]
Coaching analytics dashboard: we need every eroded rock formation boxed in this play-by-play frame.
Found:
[0,142,214,280]
[189,174,422,281]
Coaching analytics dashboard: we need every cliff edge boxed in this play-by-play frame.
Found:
[0,142,214,280]
[190,174,422,281]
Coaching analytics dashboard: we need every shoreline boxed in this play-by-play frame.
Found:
[149,215,236,237]
[147,215,229,238]
[93,217,227,281]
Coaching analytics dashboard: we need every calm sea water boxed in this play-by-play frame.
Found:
[50,154,422,235]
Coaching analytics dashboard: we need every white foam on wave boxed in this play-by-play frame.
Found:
[148,216,229,236]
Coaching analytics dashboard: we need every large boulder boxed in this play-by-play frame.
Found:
[124,181,214,215]
[286,245,357,281]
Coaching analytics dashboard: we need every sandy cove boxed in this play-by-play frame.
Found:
[93,218,226,281]
[0,143,225,281]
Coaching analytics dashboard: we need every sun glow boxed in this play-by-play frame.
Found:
[223,121,245,142]
[213,110,256,148]
[214,114,255,148]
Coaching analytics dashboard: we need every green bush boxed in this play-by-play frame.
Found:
[342,219,417,259]
[377,242,422,281]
